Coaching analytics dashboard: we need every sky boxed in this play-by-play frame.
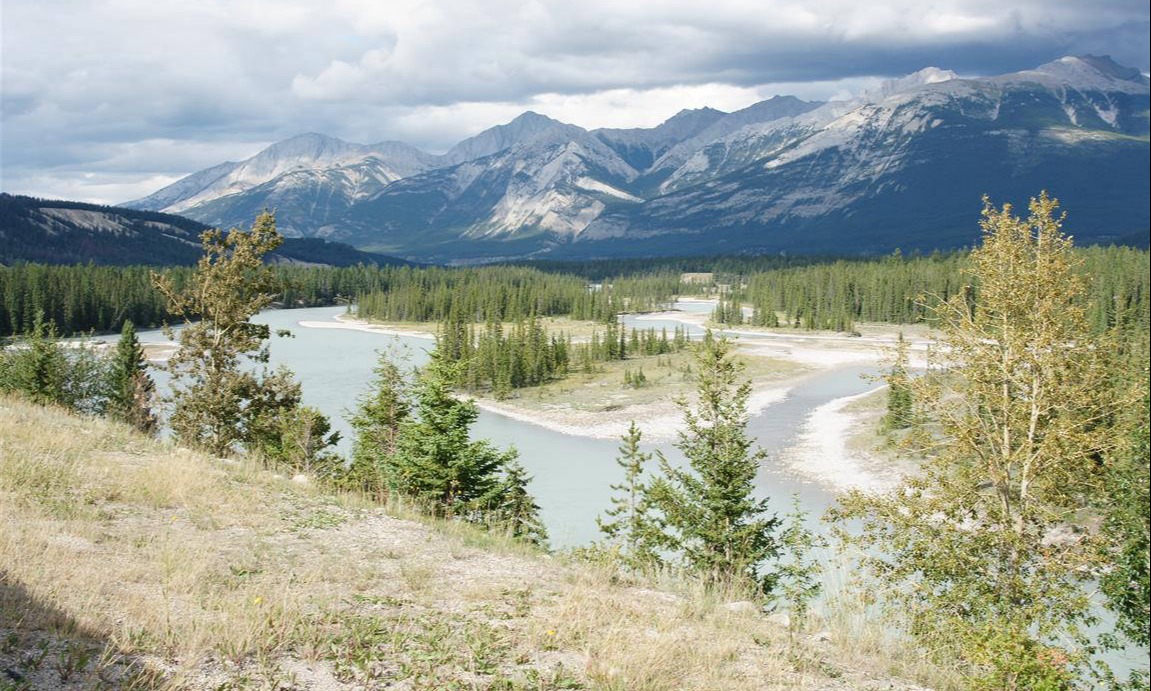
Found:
[2,0,1148,205]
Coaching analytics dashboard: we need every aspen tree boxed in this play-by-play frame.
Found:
[834,194,1124,688]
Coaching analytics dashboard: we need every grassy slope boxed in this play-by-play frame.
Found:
[0,394,935,690]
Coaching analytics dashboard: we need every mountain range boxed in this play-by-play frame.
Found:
[127,56,1150,261]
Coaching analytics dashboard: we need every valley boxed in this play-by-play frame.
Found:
[3,201,1147,689]
[4,5,1150,688]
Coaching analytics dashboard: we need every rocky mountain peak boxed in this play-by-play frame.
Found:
[123,57,1147,261]
[1039,55,1146,83]
[863,67,959,102]
[660,106,727,129]
[255,132,361,163]
[510,110,562,126]
[1005,55,1150,93]
[444,111,573,164]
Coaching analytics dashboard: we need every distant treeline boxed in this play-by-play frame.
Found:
[1,264,175,337]
[0,263,392,336]
[2,248,1147,347]
[744,245,1149,337]
[355,266,679,324]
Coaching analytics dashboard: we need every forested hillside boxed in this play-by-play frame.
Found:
[0,194,409,267]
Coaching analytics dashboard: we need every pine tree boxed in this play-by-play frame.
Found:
[491,459,548,546]
[107,319,157,434]
[265,405,343,479]
[1100,388,1150,647]
[241,365,340,470]
[0,312,67,407]
[649,331,782,594]
[0,312,109,415]
[774,497,826,639]
[881,331,913,431]
[597,421,663,569]
[153,212,319,457]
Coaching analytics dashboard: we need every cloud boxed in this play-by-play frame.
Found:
[291,0,1149,103]
[2,0,1147,203]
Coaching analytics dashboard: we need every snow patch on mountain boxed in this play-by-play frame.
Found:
[574,177,642,202]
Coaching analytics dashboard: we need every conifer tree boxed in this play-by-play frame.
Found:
[241,364,339,471]
[347,347,413,495]
[153,212,328,458]
[0,312,109,414]
[775,497,826,638]
[392,350,518,519]
[881,331,913,431]
[0,313,67,407]
[491,459,548,546]
[598,421,663,569]
[1101,388,1150,648]
[107,319,157,435]
[262,404,343,478]
[649,331,782,594]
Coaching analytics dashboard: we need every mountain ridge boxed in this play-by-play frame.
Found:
[125,55,1149,261]
[0,193,412,267]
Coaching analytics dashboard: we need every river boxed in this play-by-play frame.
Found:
[135,304,880,548]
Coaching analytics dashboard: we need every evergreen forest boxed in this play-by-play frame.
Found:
[2,245,1146,344]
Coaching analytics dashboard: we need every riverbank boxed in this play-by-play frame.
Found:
[782,386,912,493]
[299,312,437,339]
[460,314,926,494]
[466,384,794,444]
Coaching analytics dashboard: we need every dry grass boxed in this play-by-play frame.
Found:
[813,557,964,691]
[2,393,935,690]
